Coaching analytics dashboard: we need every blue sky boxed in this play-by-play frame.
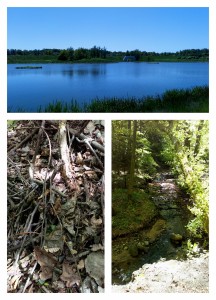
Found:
[7,7,209,52]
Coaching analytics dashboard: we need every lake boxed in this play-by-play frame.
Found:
[7,62,209,111]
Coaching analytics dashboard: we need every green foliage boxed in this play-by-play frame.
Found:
[58,50,69,61]
[112,121,158,191]
[186,240,200,258]
[38,100,81,112]
[112,120,208,246]
[161,121,209,239]
[84,86,208,113]
[7,120,18,129]
[8,48,209,63]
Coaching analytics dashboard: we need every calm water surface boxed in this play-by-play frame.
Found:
[7,62,209,111]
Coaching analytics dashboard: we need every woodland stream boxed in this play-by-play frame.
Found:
[112,172,192,285]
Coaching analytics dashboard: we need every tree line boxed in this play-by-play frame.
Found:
[7,46,209,61]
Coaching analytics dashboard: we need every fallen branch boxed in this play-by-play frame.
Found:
[76,136,104,170]
[32,120,46,165]
[8,127,39,152]
[77,132,104,153]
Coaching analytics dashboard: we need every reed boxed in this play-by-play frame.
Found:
[8,86,208,113]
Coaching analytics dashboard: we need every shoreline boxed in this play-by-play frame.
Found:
[8,59,209,64]
[8,86,209,113]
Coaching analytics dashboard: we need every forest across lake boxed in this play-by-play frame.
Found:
[7,47,209,64]
[112,120,209,292]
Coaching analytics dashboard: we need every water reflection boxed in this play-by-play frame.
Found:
[7,63,107,78]
[62,66,106,77]
[7,62,208,111]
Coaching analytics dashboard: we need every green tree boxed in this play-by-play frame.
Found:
[67,47,74,61]
[74,47,88,60]
[58,50,69,61]
[160,120,209,238]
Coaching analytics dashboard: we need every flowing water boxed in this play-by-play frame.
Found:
[112,172,191,284]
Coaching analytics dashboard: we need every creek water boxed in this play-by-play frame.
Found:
[112,172,191,285]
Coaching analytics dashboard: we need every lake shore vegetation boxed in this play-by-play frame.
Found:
[40,86,209,113]
[9,86,208,113]
[7,47,209,64]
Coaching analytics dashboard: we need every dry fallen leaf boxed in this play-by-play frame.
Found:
[90,216,103,227]
[27,284,34,293]
[40,266,53,281]
[85,252,104,287]
[34,246,58,281]
[91,244,104,252]
[52,197,62,215]
[34,246,57,268]
[77,259,85,270]
[76,152,83,165]
[60,260,81,288]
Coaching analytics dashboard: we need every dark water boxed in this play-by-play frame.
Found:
[112,173,191,285]
[7,62,209,111]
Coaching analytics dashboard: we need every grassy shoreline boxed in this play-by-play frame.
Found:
[9,86,209,113]
[7,56,209,64]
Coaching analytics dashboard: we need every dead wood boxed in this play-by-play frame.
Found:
[7,120,104,293]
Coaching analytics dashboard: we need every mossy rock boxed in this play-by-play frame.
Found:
[137,242,149,253]
[145,219,167,243]
[112,248,137,270]
[170,233,183,245]
[128,244,139,257]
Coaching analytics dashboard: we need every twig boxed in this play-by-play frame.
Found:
[8,127,39,152]
[40,127,52,247]
[32,120,45,165]
[14,201,40,266]
[101,175,105,226]
[68,120,90,136]
[8,156,29,186]
[22,261,38,293]
[59,120,74,179]
[40,285,52,293]
[76,136,104,169]
[50,161,64,183]
[32,178,67,198]
[80,133,104,153]
[7,235,40,252]
[69,131,104,153]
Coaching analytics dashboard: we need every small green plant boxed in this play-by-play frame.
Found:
[186,239,200,258]
[7,120,18,129]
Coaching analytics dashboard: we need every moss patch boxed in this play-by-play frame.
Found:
[145,219,167,243]
[112,189,158,238]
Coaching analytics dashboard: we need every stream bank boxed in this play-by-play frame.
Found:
[112,172,195,284]
[112,252,209,293]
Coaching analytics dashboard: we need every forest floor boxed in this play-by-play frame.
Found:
[112,252,209,293]
[7,120,104,293]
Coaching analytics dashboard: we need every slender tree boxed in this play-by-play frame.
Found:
[127,120,137,199]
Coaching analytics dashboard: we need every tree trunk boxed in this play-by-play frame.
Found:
[127,120,137,200]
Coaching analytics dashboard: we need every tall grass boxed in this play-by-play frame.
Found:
[38,100,81,112]
[8,86,208,113]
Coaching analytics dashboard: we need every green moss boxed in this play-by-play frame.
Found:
[112,189,158,238]
[128,244,139,257]
[145,219,167,243]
